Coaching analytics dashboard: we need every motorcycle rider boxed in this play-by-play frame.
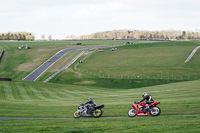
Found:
[84,98,96,113]
[139,92,154,109]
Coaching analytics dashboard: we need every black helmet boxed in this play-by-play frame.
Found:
[88,98,93,102]
[142,92,147,98]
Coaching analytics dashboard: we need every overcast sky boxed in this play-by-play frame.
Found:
[1,0,200,39]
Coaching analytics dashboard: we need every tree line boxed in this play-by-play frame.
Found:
[80,30,200,40]
[0,32,35,41]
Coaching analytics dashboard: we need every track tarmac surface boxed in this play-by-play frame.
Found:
[23,47,86,81]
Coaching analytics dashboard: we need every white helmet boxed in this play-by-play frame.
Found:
[142,92,147,98]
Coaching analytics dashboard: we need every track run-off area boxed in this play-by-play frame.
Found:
[1,114,200,120]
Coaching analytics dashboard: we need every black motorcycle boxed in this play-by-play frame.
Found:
[73,103,104,118]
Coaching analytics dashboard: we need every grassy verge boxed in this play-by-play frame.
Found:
[50,71,186,89]
[0,116,200,133]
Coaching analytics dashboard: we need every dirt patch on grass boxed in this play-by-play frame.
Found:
[83,50,94,56]
[75,80,96,85]
[65,68,83,78]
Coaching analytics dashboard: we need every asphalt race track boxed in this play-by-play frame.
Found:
[23,47,86,81]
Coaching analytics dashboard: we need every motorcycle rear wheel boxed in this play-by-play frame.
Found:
[93,109,103,118]
[128,109,136,117]
[73,110,81,118]
[149,106,161,116]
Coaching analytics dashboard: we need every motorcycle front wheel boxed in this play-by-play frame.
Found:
[73,110,81,118]
[149,106,161,116]
[128,109,136,117]
[93,109,103,118]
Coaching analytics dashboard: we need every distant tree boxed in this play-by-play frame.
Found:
[182,31,186,36]
[181,31,187,40]
[160,35,165,39]
[149,34,153,39]
[41,34,45,40]
[22,34,26,40]
[140,35,146,39]
[48,35,52,41]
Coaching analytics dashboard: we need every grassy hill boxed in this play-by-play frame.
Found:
[0,40,200,133]
[0,40,127,81]
[48,41,200,89]
[77,41,200,78]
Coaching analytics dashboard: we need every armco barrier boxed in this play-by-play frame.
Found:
[0,78,12,81]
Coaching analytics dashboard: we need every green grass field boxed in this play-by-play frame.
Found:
[77,41,200,78]
[0,116,200,133]
[0,79,199,117]
[0,40,200,133]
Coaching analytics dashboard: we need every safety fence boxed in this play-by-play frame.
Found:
[87,41,154,51]
[43,50,86,82]
[74,67,200,81]
[0,78,12,81]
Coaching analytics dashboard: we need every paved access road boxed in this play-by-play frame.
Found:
[23,47,86,81]
[185,46,200,63]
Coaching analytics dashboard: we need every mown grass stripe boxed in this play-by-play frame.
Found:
[42,87,62,100]
[0,85,6,100]
[28,86,46,100]
[10,84,23,100]
[57,89,75,99]
[62,89,84,98]
[47,88,69,99]
[3,83,15,100]
[35,87,54,99]
[23,85,41,100]
[16,85,31,100]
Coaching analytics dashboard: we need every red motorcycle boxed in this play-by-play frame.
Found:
[128,101,161,117]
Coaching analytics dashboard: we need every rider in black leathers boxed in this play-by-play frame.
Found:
[139,92,154,111]
[140,92,154,104]
[84,98,96,113]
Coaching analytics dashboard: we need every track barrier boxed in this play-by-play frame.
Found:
[0,78,12,81]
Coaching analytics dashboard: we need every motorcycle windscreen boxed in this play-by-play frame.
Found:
[94,104,104,109]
